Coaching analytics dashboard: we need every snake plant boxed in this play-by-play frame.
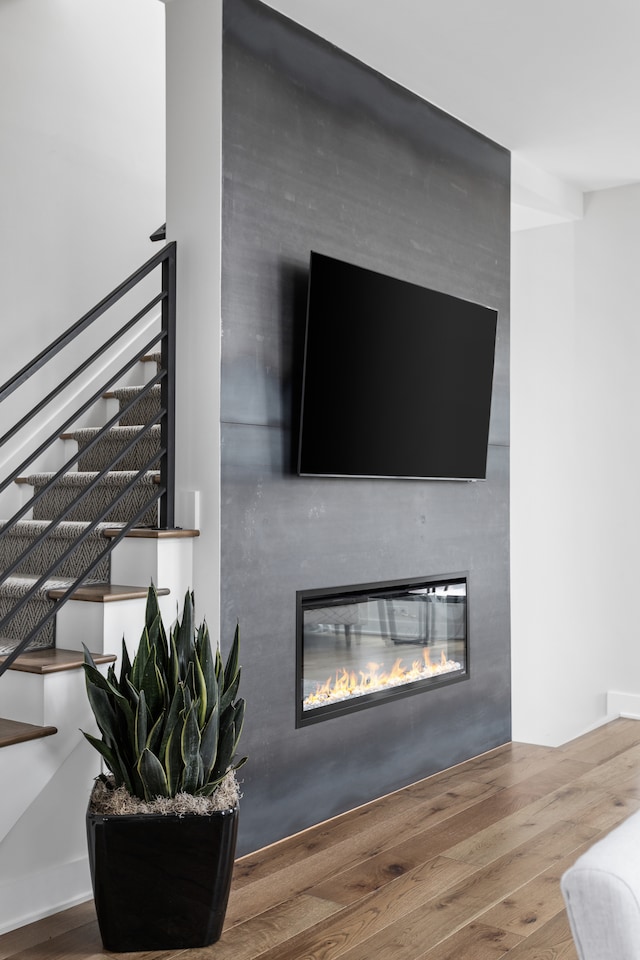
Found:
[82,584,246,801]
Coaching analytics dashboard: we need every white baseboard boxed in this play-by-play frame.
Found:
[607,691,640,720]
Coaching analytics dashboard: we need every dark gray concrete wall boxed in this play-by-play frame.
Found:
[221,0,511,856]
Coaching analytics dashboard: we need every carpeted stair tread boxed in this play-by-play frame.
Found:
[104,385,161,427]
[104,385,161,401]
[23,470,159,487]
[0,574,102,599]
[0,574,102,653]
[0,519,123,580]
[60,425,160,472]
[61,425,159,442]
[21,471,159,525]
[0,519,124,539]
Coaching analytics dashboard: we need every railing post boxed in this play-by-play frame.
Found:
[160,242,177,529]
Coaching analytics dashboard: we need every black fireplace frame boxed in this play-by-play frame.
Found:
[295,572,470,727]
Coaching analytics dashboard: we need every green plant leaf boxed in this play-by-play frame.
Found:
[84,678,118,747]
[173,590,195,679]
[219,700,235,736]
[155,660,167,713]
[195,620,206,657]
[180,702,201,793]
[211,712,235,784]
[200,699,219,778]
[197,623,217,722]
[231,754,248,773]
[140,650,164,719]
[106,663,120,693]
[82,651,139,772]
[144,580,161,629]
[147,609,169,678]
[184,658,197,702]
[164,727,184,797]
[168,630,180,690]
[137,747,169,800]
[83,661,128,704]
[82,643,97,669]
[194,650,208,727]
[220,668,241,715]
[119,636,132,689]
[181,699,201,760]
[135,689,148,760]
[113,739,138,796]
[233,698,246,752]
[159,682,186,761]
[146,611,161,656]
[131,628,151,690]
[196,779,224,797]
[100,679,136,753]
[125,678,140,708]
[223,623,240,693]
[146,709,165,757]
[81,730,124,782]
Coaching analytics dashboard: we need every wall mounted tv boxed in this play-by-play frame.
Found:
[297,252,498,481]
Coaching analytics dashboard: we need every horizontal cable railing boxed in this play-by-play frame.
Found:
[0,241,176,677]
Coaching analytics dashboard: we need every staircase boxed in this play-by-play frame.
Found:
[0,241,201,934]
[0,357,167,661]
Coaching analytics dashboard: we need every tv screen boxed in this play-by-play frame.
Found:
[297,253,497,481]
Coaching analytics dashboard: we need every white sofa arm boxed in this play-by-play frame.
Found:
[561,809,640,959]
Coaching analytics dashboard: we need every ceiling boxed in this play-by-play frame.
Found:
[263,0,640,196]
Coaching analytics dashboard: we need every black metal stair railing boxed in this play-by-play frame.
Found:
[0,241,177,677]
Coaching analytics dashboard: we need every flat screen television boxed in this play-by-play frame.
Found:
[297,252,498,481]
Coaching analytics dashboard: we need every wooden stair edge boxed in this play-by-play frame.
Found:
[0,648,116,675]
[0,718,57,748]
[47,583,170,602]
[102,527,200,539]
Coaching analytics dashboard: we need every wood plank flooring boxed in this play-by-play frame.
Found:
[3,717,640,959]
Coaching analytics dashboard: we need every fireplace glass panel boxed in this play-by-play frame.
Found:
[297,576,468,725]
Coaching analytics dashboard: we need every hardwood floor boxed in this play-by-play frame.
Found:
[4,717,640,959]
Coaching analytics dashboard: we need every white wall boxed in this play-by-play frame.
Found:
[0,0,165,522]
[511,184,640,745]
[165,0,222,632]
[0,0,165,450]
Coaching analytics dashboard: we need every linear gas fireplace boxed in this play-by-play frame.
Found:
[296,574,468,726]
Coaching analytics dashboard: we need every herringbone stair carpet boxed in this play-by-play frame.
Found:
[0,360,161,655]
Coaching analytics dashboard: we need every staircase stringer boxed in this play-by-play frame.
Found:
[0,667,102,844]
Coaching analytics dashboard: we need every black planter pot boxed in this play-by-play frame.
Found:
[86,805,239,951]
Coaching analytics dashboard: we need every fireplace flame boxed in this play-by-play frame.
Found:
[303,647,462,710]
